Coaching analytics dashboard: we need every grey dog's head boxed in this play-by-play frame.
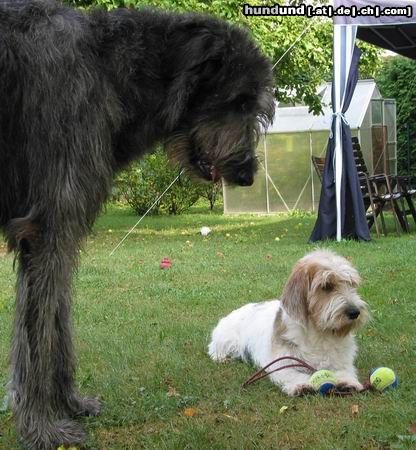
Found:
[163,15,275,186]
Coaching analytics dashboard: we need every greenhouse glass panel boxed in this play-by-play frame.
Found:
[311,131,330,211]
[222,81,396,214]
[372,125,387,174]
[359,114,374,174]
[384,100,397,143]
[223,139,268,213]
[371,99,383,125]
[266,132,311,212]
[387,143,397,175]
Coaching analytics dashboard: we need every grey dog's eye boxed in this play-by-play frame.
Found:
[323,283,334,292]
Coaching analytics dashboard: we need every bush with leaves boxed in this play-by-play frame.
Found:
[115,150,219,215]
[376,57,416,176]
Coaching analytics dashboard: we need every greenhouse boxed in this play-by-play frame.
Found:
[223,80,397,214]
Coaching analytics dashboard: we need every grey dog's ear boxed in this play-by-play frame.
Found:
[280,262,309,324]
[166,21,225,75]
[163,23,225,130]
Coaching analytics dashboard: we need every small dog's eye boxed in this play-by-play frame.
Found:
[323,283,334,292]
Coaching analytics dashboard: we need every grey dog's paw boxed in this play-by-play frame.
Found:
[70,394,102,417]
[19,419,86,450]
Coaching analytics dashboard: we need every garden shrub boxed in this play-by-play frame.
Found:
[115,150,221,215]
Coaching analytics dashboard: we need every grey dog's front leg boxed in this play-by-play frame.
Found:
[9,229,95,449]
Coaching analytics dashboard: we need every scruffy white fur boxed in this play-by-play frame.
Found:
[208,250,369,396]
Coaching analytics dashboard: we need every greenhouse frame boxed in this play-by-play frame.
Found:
[223,80,396,214]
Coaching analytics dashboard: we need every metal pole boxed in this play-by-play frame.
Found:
[264,136,270,213]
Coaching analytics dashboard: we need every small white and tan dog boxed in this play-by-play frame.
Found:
[208,250,369,396]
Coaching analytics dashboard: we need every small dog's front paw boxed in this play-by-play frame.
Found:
[291,384,316,397]
[208,345,231,362]
[333,382,364,394]
[210,353,231,363]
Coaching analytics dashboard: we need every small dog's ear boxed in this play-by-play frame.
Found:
[280,262,309,324]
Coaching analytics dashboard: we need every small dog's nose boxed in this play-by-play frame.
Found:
[346,307,360,320]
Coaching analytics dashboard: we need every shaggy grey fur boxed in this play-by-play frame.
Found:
[0,0,274,448]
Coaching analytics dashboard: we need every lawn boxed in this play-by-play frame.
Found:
[1,204,415,449]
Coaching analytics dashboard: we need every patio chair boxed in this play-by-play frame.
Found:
[352,137,407,234]
[395,175,416,231]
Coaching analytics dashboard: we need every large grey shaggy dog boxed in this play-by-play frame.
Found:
[0,0,274,448]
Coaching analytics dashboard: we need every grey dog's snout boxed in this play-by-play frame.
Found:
[237,170,254,186]
[346,307,360,320]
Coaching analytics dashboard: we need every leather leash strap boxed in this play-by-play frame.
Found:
[243,356,316,387]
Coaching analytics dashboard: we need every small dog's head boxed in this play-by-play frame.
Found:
[281,250,369,336]
[163,15,275,186]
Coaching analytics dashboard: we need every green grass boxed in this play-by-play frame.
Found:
[1,204,416,449]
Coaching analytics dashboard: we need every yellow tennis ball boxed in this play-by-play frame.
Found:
[370,367,398,391]
[309,369,337,395]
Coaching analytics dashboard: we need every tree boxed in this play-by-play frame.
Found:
[376,57,416,175]
[64,0,381,115]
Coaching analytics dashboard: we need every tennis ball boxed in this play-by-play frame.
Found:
[309,370,337,395]
[370,367,398,391]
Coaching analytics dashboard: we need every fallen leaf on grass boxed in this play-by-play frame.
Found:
[408,423,416,434]
[222,413,239,421]
[279,406,289,414]
[351,404,359,416]
[184,407,198,417]
[167,386,180,398]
